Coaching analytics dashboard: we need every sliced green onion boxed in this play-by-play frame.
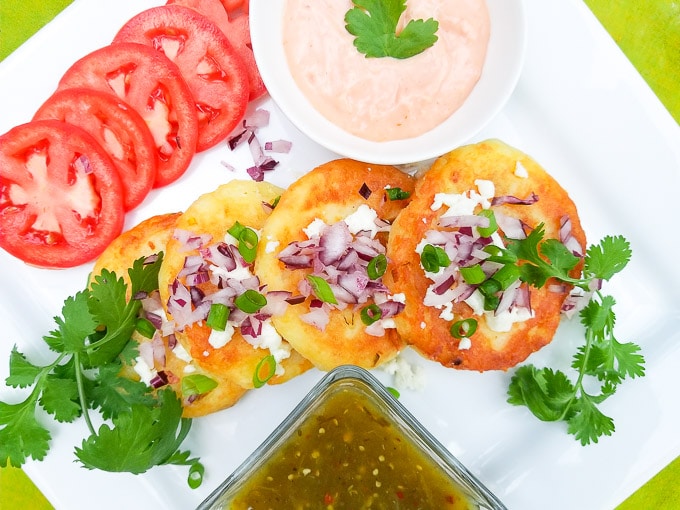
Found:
[227,221,245,239]
[306,275,338,304]
[206,302,230,331]
[478,278,502,296]
[253,354,277,388]
[385,187,411,201]
[135,317,156,339]
[182,374,218,397]
[478,279,501,312]
[240,229,259,263]
[188,463,205,489]
[387,387,401,399]
[459,264,486,285]
[492,263,521,290]
[367,254,387,279]
[477,209,498,237]
[228,221,259,263]
[420,244,450,273]
[234,289,267,313]
[360,304,383,325]
[450,318,478,339]
[483,294,500,311]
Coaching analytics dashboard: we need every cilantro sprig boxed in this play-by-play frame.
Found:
[504,229,644,444]
[0,254,204,487]
[345,0,439,59]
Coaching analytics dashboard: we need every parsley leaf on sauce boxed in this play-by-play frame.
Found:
[345,0,439,59]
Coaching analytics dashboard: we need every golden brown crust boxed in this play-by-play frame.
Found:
[254,159,416,370]
[159,180,313,389]
[384,140,586,371]
[89,213,181,295]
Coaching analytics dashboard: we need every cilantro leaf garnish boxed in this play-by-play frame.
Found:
[76,388,201,482]
[345,0,439,59]
[505,230,644,445]
[0,253,205,487]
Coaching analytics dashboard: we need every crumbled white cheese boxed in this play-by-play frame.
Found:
[420,321,427,329]
[464,290,486,316]
[514,161,529,178]
[391,293,406,304]
[431,180,496,217]
[464,289,535,332]
[210,261,254,281]
[265,239,279,253]
[380,356,425,391]
[344,204,380,238]
[474,179,495,206]
[431,191,479,216]
[133,356,156,386]
[183,364,197,374]
[304,218,327,238]
[485,307,535,332]
[208,323,235,348]
[438,301,455,321]
[458,337,472,350]
[172,342,193,362]
[252,321,291,375]
[381,318,397,329]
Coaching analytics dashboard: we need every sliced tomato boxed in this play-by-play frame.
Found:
[220,0,247,13]
[0,120,125,269]
[167,0,266,101]
[34,88,158,211]
[113,5,249,151]
[57,42,198,187]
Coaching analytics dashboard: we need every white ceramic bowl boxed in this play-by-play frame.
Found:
[250,0,526,165]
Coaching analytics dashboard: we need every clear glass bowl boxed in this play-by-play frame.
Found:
[197,365,506,510]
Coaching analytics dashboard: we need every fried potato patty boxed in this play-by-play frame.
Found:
[254,159,416,370]
[90,213,247,417]
[384,140,586,371]
[158,180,313,390]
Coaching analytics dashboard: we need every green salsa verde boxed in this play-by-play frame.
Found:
[229,386,475,509]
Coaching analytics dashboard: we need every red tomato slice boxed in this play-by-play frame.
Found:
[220,0,247,13]
[0,120,125,269]
[57,42,198,187]
[113,5,249,151]
[167,0,266,101]
[34,88,158,211]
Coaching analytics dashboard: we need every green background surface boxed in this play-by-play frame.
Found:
[0,1,679,509]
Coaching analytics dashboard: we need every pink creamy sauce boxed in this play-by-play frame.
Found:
[282,0,490,142]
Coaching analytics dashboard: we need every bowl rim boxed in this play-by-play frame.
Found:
[249,0,527,165]
[196,365,507,510]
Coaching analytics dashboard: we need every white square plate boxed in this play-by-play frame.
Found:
[1,1,679,509]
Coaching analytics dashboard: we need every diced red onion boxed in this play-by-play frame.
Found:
[243,108,270,129]
[221,160,236,171]
[559,216,584,257]
[439,214,489,229]
[495,211,526,240]
[264,139,292,153]
[149,371,169,389]
[359,183,372,199]
[491,192,539,206]
[301,306,330,331]
[227,128,251,150]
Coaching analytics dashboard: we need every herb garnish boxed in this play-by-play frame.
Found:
[0,255,204,487]
[504,228,645,444]
[345,0,439,59]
